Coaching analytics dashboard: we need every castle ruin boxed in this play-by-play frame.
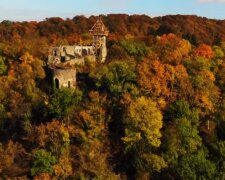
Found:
[47,17,108,89]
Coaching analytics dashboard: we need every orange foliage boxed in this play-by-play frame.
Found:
[156,33,191,65]
[34,173,51,180]
[200,70,215,81]
[26,121,71,159]
[138,60,172,97]
[0,141,27,177]
[138,59,192,101]
[194,44,214,59]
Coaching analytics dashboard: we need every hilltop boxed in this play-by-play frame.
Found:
[0,14,225,179]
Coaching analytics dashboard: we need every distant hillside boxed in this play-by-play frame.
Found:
[0,14,224,46]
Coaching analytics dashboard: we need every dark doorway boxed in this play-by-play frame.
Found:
[68,81,71,88]
[61,56,66,63]
[82,49,88,56]
[55,78,59,89]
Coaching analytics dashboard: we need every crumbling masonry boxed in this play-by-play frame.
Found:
[47,18,109,89]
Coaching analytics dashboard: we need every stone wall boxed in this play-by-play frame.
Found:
[52,68,76,89]
[48,45,95,65]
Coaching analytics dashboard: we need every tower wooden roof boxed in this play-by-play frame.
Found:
[89,18,109,36]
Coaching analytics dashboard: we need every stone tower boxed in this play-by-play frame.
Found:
[47,17,109,89]
[52,67,76,89]
[89,17,109,62]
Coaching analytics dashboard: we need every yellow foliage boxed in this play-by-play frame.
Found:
[200,95,214,111]
[141,153,167,172]
[157,98,167,110]
[54,156,72,177]
[20,52,34,64]
[123,96,163,148]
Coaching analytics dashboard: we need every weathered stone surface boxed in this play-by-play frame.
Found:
[52,68,76,89]
[47,18,108,89]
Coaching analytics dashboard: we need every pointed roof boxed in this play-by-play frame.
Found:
[89,17,109,36]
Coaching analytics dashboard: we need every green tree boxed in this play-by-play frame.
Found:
[176,150,216,180]
[166,100,191,119]
[122,96,163,149]
[209,140,225,179]
[0,56,7,75]
[31,149,57,176]
[216,61,225,93]
[161,99,215,179]
[46,88,82,119]
[0,104,5,131]
[122,96,166,178]
[71,91,119,179]
[166,100,199,125]
[163,118,202,166]
[90,61,137,97]
[119,40,149,59]
[213,45,224,59]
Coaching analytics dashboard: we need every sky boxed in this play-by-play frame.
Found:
[0,0,224,21]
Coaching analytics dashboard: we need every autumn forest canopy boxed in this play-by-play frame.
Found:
[1,14,225,179]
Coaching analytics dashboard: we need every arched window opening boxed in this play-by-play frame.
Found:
[61,56,66,63]
[82,49,88,56]
[55,78,60,89]
[54,50,57,56]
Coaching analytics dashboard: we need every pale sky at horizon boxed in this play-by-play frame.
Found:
[0,0,224,21]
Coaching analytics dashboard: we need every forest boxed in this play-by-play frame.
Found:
[0,14,225,179]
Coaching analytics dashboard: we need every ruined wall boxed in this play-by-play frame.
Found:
[48,45,95,65]
[52,68,76,89]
